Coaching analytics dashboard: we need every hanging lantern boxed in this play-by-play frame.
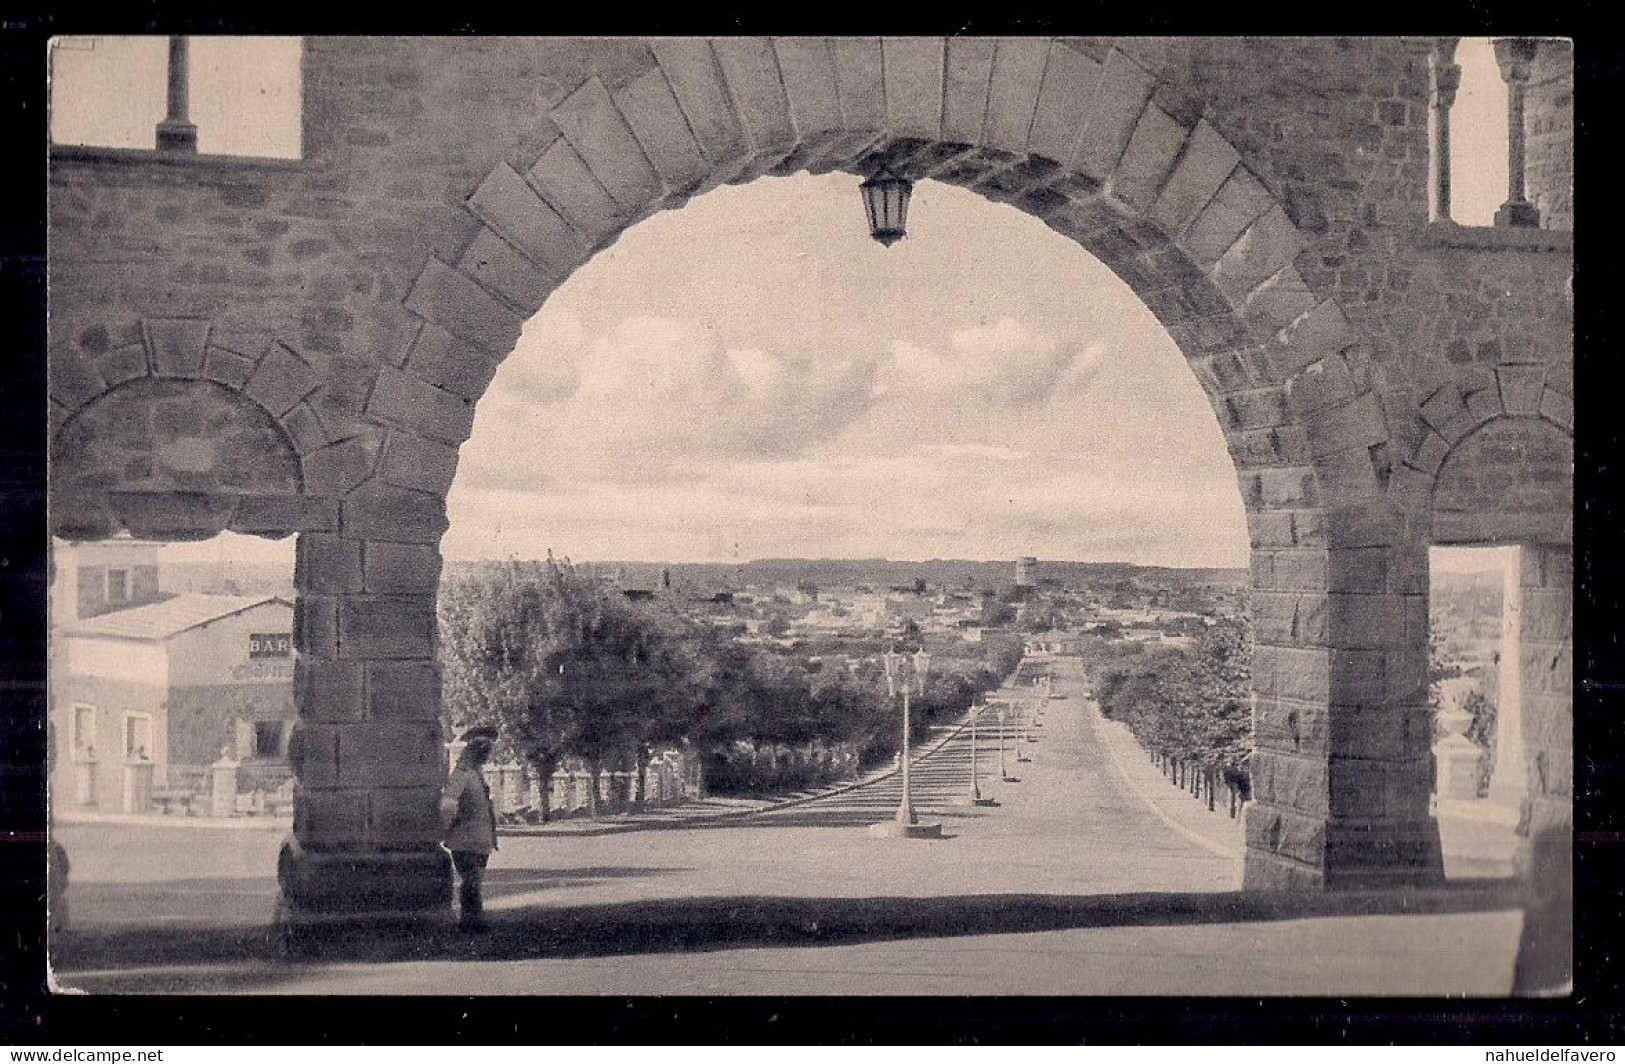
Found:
[860,167,913,247]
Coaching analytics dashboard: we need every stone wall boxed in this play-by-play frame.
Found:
[46,36,1573,906]
[1526,41,1574,230]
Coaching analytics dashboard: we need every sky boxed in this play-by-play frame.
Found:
[50,37,1517,569]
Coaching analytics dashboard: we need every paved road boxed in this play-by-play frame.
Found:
[51,658,1525,996]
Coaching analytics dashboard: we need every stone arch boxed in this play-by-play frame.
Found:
[48,316,349,542]
[284,36,1450,912]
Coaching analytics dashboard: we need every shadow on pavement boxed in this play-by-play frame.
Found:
[52,878,1523,989]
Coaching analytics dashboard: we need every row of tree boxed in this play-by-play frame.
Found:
[1089,617,1253,809]
[438,556,1022,817]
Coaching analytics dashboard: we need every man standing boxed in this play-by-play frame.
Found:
[441,725,499,932]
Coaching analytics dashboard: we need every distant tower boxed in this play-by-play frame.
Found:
[1016,557,1039,588]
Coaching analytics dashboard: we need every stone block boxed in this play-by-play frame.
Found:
[1385,644,1429,705]
[773,38,842,139]
[49,491,118,541]
[1463,380,1504,424]
[1256,644,1330,703]
[526,137,627,248]
[1330,648,1387,704]
[1496,363,1547,416]
[1248,510,1298,549]
[1243,466,1319,510]
[295,593,339,659]
[1314,444,1384,504]
[1328,705,1433,762]
[1242,848,1325,891]
[1270,548,1330,591]
[1250,589,1301,643]
[1418,385,1474,443]
[402,322,503,404]
[293,786,368,851]
[1242,265,1318,335]
[882,38,944,140]
[1232,424,1310,467]
[617,68,710,195]
[230,494,339,536]
[830,37,885,132]
[367,661,442,720]
[1221,387,1290,431]
[1152,119,1239,236]
[1105,103,1187,213]
[1539,386,1573,432]
[983,37,1050,154]
[301,432,384,498]
[1182,166,1274,268]
[404,258,525,358]
[1323,502,1402,551]
[105,490,234,540]
[652,39,751,168]
[1273,299,1360,380]
[1252,750,1329,816]
[142,318,210,378]
[1253,696,1329,757]
[1324,592,1406,650]
[1075,50,1159,184]
[280,402,331,456]
[467,164,587,279]
[456,229,551,314]
[50,349,105,410]
[97,342,150,387]
[1380,758,1437,821]
[712,38,795,157]
[551,78,663,213]
[942,37,997,144]
[1408,430,1451,475]
[367,366,476,446]
[340,480,449,545]
[1028,43,1102,164]
[337,720,444,788]
[1212,206,1306,309]
[244,344,315,418]
[295,659,366,724]
[202,344,258,390]
[1285,354,1362,419]
[369,786,443,850]
[1306,393,1389,459]
[1326,546,1390,593]
[1327,757,1389,819]
[338,594,437,660]
[377,430,461,497]
[1323,820,1443,886]
[1522,544,1574,589]
[1385,462,1433,512]
[1245,804,1327,871]
[296,531,363,594]
[362,540,443,595]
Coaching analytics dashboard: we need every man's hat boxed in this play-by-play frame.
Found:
[460,725,499,743]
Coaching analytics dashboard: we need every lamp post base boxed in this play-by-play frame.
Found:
[957,794,1000,807]
[869,819,944,838]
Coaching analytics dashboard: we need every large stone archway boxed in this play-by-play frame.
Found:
[47,37,1575,922]
[296,37,1434,911]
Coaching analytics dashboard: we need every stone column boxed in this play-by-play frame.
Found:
[155,36,199,153]
[277,531,452,927]
[210,748,241,818]
[1244,535,1443,890]
[1515,544,1572,864]
[1429,38,1462,223]
[1493,38,1542,228]
[1488,550,1527,808]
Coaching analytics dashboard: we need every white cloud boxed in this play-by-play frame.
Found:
[874,318,1103,408]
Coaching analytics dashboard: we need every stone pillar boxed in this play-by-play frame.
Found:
[1515,544,1571,864]
[1428,38,1462,223]
[1488,550,1527,808]
[1244,535,1444,890]
[210,748,240,818]
[1493,38,1542,229]
[155,36,199,153]
[277,531,452,926]
[123,759,154,813]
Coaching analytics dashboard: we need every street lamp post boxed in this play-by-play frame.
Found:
[959,702,998,807]
[869,648,943,838]
[997,702,1016,782]
[1016,696,1033,762]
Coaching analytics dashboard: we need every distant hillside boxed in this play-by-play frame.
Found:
[448,557,1247,592]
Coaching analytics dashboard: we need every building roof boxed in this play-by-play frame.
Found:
[64,594,292,642]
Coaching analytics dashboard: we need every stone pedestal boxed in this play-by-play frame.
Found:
[276,837,453,927]
[211,751,241,818]
[122,760,154,813]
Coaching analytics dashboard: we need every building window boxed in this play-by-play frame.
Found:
[249,632,293,659]
[253,721,290,759]
[124,713,152,760]
[71,704,97,757]
[106,568,130,605]
[48,35,303,159]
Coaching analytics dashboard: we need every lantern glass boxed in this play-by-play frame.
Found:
[861,170,912,247]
